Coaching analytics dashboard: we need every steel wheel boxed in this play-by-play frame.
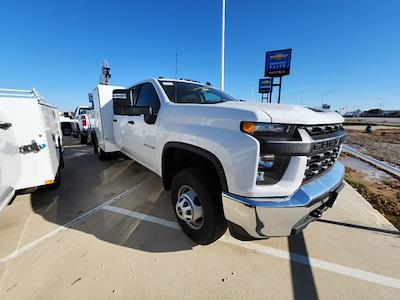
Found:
[176,185,204,230]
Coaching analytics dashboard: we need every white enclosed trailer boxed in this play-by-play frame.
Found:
[0,88,63,213]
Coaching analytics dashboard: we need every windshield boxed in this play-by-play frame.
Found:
[159,81,237,104]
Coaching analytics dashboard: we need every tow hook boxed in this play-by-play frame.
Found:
[310,209,323,218]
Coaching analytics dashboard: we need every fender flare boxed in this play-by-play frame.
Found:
[162,142,229,192]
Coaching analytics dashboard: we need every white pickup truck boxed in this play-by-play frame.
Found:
[71,105,91,144]
[90,79,345,244]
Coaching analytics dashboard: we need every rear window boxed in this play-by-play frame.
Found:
[79,108,89,114]
[159,81,237,104]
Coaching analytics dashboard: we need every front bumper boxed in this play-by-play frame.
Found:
[222,162,345,238]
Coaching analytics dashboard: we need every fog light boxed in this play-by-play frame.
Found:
[257,171,265,182]
[256,155,291,185]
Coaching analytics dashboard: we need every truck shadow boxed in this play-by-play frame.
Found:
[30,143,196,253]
[316,219,400,236]
[288,232,319,300]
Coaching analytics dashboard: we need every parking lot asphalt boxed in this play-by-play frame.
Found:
[0,137,399,299]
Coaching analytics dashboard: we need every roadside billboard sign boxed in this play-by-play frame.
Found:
[265,49,292,77]
[259,78,272,93]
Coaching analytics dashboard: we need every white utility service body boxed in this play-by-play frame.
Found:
[90,79,345,244]
[0,89,63,213]
[90,85,123,153]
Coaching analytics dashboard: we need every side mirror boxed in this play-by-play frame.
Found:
[112,89,132,105]
[88,93,94,109]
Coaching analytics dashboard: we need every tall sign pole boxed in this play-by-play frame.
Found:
[220,0,226,91]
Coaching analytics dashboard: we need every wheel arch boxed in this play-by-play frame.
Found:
[162,142,228,192]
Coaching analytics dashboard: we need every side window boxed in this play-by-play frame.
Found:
[203,91,223,102]
[79,108,88,115]
[136,83,160,114]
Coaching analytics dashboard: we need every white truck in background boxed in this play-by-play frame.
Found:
[71,105,91,144]
[89,79,345,244]
[0,88,64,214]
[59,113,77,136]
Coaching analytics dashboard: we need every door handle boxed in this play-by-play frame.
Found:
[128,120,135,125]
[0,122,12,130]
[113,119,117,122]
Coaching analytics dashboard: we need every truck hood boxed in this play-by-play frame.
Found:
[217,101,344,124]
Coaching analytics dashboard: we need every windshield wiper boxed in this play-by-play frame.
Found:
[203,99,227,104]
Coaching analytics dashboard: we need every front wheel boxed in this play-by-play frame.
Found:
[171,168,227,245]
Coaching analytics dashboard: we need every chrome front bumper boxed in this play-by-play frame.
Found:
[222,162,345,238]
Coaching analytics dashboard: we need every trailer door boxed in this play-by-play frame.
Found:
[0,107,22,211]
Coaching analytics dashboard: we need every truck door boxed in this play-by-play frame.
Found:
[0,108,22,209]
[126,82,160,173]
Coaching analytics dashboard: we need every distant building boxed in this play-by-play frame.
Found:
[360,109,400,117]
[361,109,384,117]
[343,109,362,117]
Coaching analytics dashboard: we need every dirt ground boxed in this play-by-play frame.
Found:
[344,165,400,230]
[344,127,400,166]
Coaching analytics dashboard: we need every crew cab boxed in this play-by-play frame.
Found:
[89,79,345,244]
[71,105,91,144]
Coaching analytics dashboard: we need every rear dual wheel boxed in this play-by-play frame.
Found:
[80,133,87,144]
[171,168,227,245]
[93,134,110,161]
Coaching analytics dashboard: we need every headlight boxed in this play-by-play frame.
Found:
[240,122,296,139]
[240,122,295,185]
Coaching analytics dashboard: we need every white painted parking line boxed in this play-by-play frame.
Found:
[0,176,155,264]
[105,205,400,290]
[102,205,180,230]
[220,236,400,289]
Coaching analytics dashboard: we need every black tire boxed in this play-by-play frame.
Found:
[80,134,87,144]
[93,134,110,161]
[61,125,72,136]
[171,168,227,245]
[58,139,64,169]
[47,168,61,189]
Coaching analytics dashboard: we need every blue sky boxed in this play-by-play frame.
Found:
[0,0,399,112]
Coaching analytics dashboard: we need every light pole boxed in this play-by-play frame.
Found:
[220,0,226,91]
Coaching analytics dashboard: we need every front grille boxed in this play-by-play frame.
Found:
[304,145,341,181]
[302,123,345,182]
[304,124,343,139]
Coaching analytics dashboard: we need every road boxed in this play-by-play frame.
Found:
[0,137,399,299]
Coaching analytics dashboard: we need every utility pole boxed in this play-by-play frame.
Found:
[220,0,226,91]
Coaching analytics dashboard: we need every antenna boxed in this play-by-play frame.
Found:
[100,60,111,85]
[175,53,178,79]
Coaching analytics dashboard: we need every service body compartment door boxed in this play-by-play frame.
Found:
[0,105,22,210]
